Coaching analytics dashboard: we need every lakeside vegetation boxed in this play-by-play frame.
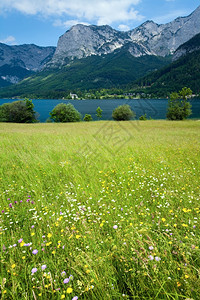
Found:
[0,120,200,299]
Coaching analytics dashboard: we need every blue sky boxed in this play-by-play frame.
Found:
[0,0,199,47]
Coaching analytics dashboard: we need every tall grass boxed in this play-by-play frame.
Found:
[0,120,200,299]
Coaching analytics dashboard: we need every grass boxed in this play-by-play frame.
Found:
[0,120,200,299]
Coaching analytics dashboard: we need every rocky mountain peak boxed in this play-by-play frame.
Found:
[47,5,200,68]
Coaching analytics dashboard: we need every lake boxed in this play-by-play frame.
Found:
[0,98,200,122]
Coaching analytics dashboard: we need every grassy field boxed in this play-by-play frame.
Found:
[0,120,200,299]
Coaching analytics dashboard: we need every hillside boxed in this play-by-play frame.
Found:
[0,50,171,98]
[135,45,200,96]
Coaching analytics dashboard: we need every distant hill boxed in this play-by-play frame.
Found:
[135,34,200,96]
[0,43,55,87]
[0,49,171,98]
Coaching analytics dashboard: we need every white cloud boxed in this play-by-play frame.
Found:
[0,35,17,45]
[0,0,143,26]
[118,24,130,31]
[54,19,90,28]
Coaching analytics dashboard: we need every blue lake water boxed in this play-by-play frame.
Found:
[0,98,200,122]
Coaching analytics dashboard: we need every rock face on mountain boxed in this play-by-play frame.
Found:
[130,5,200,56]
[0,43,55,85]
[173,33,200,61]
[48,5,200,68]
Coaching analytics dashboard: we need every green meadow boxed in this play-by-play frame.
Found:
[0,120,200,299]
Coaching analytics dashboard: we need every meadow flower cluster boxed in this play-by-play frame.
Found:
[0,121,199,299]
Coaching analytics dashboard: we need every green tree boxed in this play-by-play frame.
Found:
[50,103,82,122]
[139,113,147,120]
[83,114,93,122]
[96,106,103,120]
[167,87,192,120]
[0,99,37,123]
[112,104,135,121]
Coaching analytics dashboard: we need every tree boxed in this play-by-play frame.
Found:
[112,104,135,121]
[166,87,192,120]
[50,103,81,122]
[139,113,147,120]
[83,114,93,121]
[0,98,37,123]
[96,106,103,120]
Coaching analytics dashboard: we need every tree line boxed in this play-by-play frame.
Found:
[0,88,193,123]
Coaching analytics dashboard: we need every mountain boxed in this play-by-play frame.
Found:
[135,33,200,96]
[173,33,200,61]
[0,5,200,97]
[47,5,200,68]
[129,5,200,57]
[0,43,56,86]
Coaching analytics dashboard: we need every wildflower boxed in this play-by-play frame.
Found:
[149,246,154,250]
[32,249,38,255]
[61,295,65,299]
[69,275,74,280]
[9,203,13,208]
[67,287,73,294]
[11,264,16,269]
[72,297,78,300]
[61,271,66,277]
[47,233,52,238]
[148,255,154,260]
[155,256,161,261]
[64,278,69,284]
[113,225,118,229]
[31,268,37,274]
[18,238,23,243]
[41,265,47,270]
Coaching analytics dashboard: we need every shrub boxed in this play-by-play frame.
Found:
[167,87,192,120]
[83,114,93,122]
[112,104,135,121]
[139,114,147,120]
[0,98,37,123]
[50,103,82,122]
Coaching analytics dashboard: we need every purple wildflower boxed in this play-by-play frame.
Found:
[9,203,13,208]
[1,210,4,213]
[32,249,38,255]
[155,256,161,261]
[63,278,69,284]
[41,265,47,270]
[61,271,66,277]
[72,297,78,300]
[31,225,35,228]
[148,255,154,260]
[149,246,154,250]
[113,225,118,229]
[18,238,23,243]
[31,268,37,274]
